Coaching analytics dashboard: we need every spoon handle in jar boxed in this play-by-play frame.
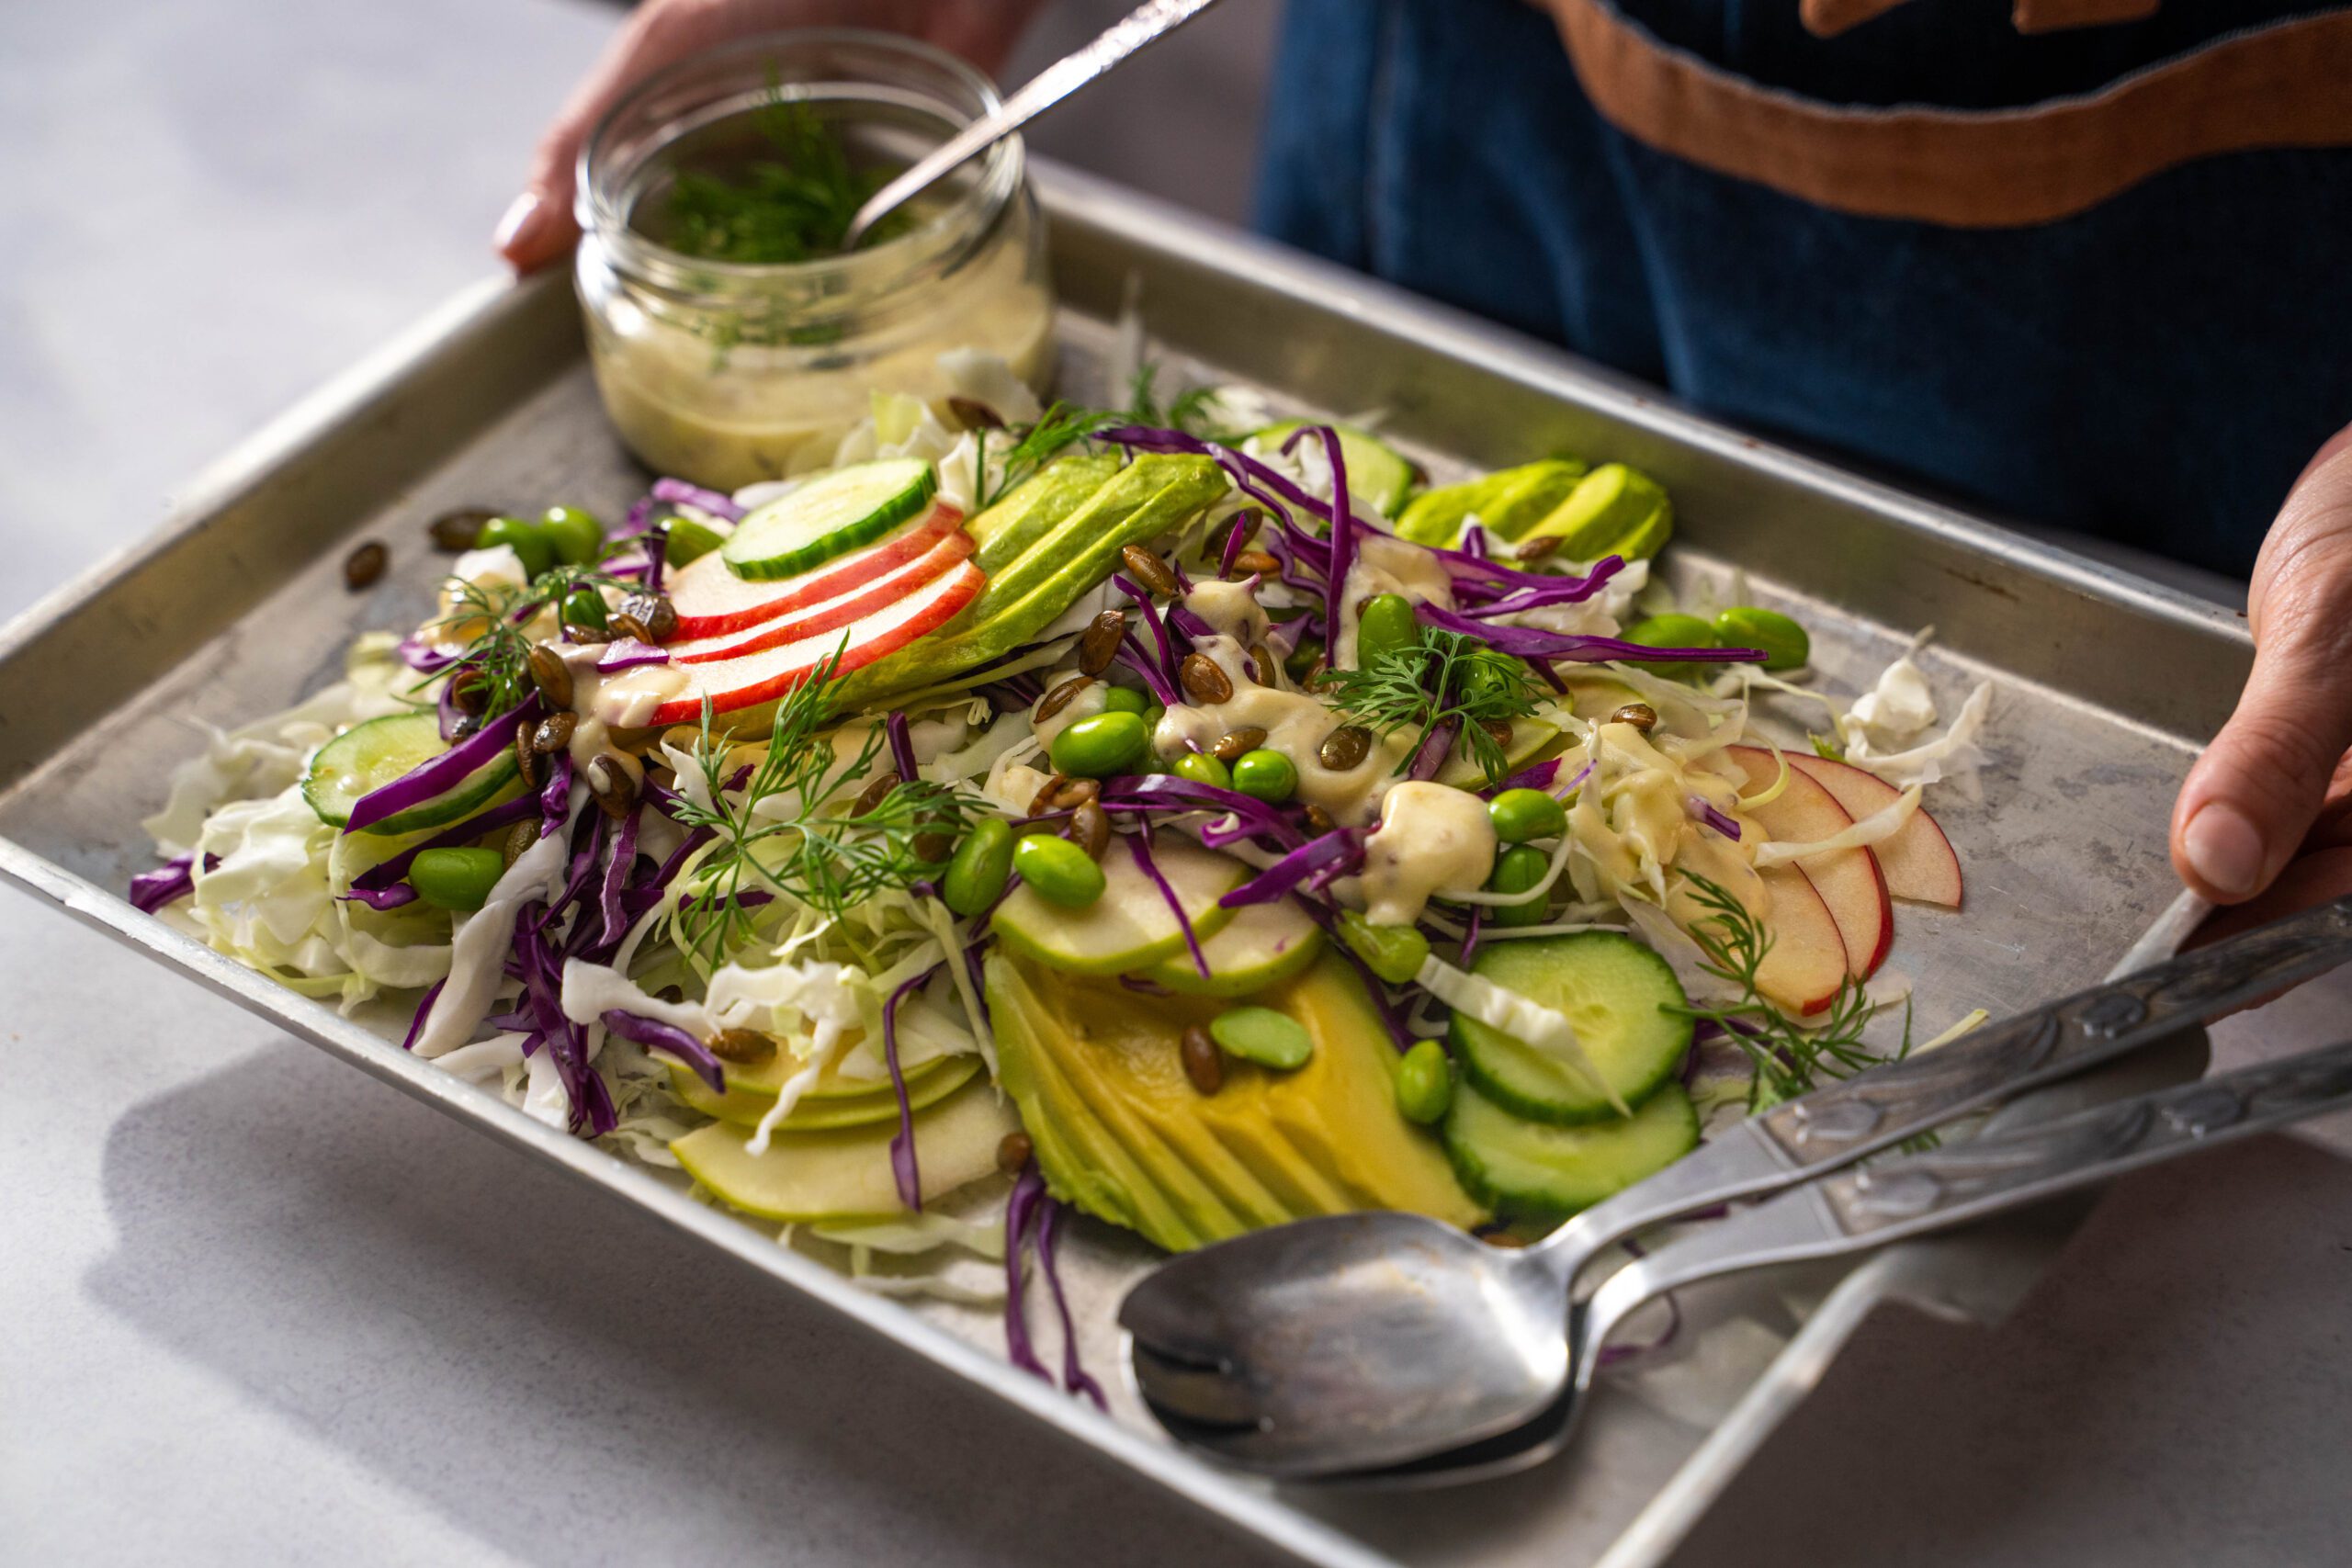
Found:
[843,0,1229,247]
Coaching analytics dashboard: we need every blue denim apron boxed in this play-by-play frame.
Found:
[1254,0,2352,578]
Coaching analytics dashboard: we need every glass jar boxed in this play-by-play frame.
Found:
[575,31,1057,491]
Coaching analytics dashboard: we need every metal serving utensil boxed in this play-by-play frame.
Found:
[1121,891,2352,1480]
[841,0,1228,249]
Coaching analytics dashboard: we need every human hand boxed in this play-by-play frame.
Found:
[496,0,1046,274]
[2169,424,2352,938]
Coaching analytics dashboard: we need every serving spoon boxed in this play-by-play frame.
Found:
[842,0,1229,249]
[1121,891,2352,1481]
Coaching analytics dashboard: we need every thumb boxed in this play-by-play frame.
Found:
[2171,431,2352,902]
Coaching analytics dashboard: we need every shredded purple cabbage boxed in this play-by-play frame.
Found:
[1036,1200,1109,1409]
[594,806,640,950]
[129,852,200,915]
[1490,758,1561,795]
[1282,426,1356,658]
[538,751,574,838]
[1219,829,1367,908]
[396,635,458,674]
[345,693,544,832]
[880,969,933,1211]
[1460,903,1486,966]
[1689,795,1742,840]
[599,1008,724,1092]
[1418,602,1762,666]
[435,675,471,741]
[884,711,918,781]
[1095,774,1308,851]
[1002,1166,1054,1382]
[1126,830,1210,979]
[400,977,447,1052]
[1114,639,1182,708]
[652,477,745,522]
[597,639,668,671]
[1454,555,1628,617]
[1408,716,1459,782]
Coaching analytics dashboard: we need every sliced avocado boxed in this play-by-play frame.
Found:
[1519,463,1673,562]
[837,454,1227,706]
[670,1078,1017,1223]
[991,831,1244,976]
[1395,458,1586,547]
[965,453,1122,575]
[987,950,1487,1251]
[1138,897,1325,997]
[1253,421,1419,517]
[667,1052,979,1129]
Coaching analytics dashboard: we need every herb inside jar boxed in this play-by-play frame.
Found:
[658,96,909,265]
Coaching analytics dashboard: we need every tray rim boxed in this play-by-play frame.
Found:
[0,161,2242,1568]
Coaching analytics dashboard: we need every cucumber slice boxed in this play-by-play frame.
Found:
[1449,931,1691,1124]
[1138,898,1325,997]
[302,710,523,836]
[721,458,938,582]
[1443,1077,1698,1218]
[1255,421,1419,516]
[667,1053,979,1130]
[671,1079,1018,1223]
[991,833,1244,976]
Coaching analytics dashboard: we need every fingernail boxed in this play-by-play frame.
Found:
[494,193,546,258]
[2184,802,2267,897]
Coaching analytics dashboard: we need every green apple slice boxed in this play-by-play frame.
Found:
[672,1080,1017,1223]
[667,1053,980,1129]
[992,832,1244,976]
[1138,898,1325,997]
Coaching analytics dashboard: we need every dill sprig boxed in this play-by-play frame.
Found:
[422,563,634,718]
[662,96,902,265]
[1669,873,1912,1112]
[1319,628,1542,784]
[666,650,980,962]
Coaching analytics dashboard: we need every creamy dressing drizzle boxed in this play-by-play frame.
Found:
[1151,634,1411,824]
[1333,532,1453,671]
[1351,782,1498,926]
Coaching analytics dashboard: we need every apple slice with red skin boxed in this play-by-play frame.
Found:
[650,559,984,728]
[1784,752,1963,908]
[667,527,976,665]
[1750,863,1850,1016]
[1725,746,1894,981]
[667,502,967,641]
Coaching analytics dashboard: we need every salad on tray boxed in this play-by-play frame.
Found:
[132,363,1990,1400]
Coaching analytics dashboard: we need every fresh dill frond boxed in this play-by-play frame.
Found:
[1668,873,1913,1112]
[666,650,981,962]
[977,400,1123,509]
[420,561,633,718]
[1319,628,1543,784]
[662,95,903,265]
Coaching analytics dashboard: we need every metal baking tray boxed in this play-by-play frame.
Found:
[0,164,2249,1568]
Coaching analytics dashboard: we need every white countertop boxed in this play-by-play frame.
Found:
[6,3,2349,1564]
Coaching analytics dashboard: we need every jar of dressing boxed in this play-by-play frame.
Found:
[574,31,1057,491]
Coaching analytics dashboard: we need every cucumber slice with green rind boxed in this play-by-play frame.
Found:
[721,458,938,582]
[1449,931,1691,1124]
[1443,1077,1698,1218]
[302,711,523,836]
[1254,421,1419,517]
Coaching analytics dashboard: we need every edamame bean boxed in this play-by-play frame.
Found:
[1487,787,1567,843]
[1713,605,1810,671]
[561,586,608,633]
[1394,1040,1453,1125]
[409,847,506,911]
[1621,612,1718,680]
[1101,685,1148,715]
[476,514,555,579]
[941,818,1014,917]
[1013,833,1106,908]
[1048,711,1148,779]
[1173,751,1232,791]
[1210,1006,1314,1070]
[1355,592,1421,667]
[1486,843,1552,927]
[663,514,726,568]
[1230,748,1298,804]
[1339,911,1430,985]
[540,505,605,567]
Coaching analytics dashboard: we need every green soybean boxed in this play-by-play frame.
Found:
[663,514,727,568]
[1174,751,1232,791]
[561,586,608,633]
[1486,843,1552,927]
[1101,685,1148,715]
[1210,1006,1315,1070]
[476,514,555,579]
[1049,712,1148,779]
[409,847,505,912]
[1339,910,1430,985]
[1394,1039,1453,1125]
[941,818,1014,917]
[1713,605,1810,671]
[1355,592,1421,668]
[1622,612,1720,680]
[1013,833,1106,908]
[540,505,605,568]
[1230,748,1298,804]
[1487,787,1566,844]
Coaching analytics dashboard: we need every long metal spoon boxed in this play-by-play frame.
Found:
[841,0,1229,250]
[1120,891,2352,1480]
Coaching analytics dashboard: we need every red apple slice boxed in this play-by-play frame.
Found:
[650,560,985,727]
[667,528,976,665]
[667,502,966,640]
[1785,752,1963,908]
[1724,746,1894,981]
[1755,863,1849,1016]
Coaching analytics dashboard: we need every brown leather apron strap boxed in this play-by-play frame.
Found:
[1544,1,2352,226]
